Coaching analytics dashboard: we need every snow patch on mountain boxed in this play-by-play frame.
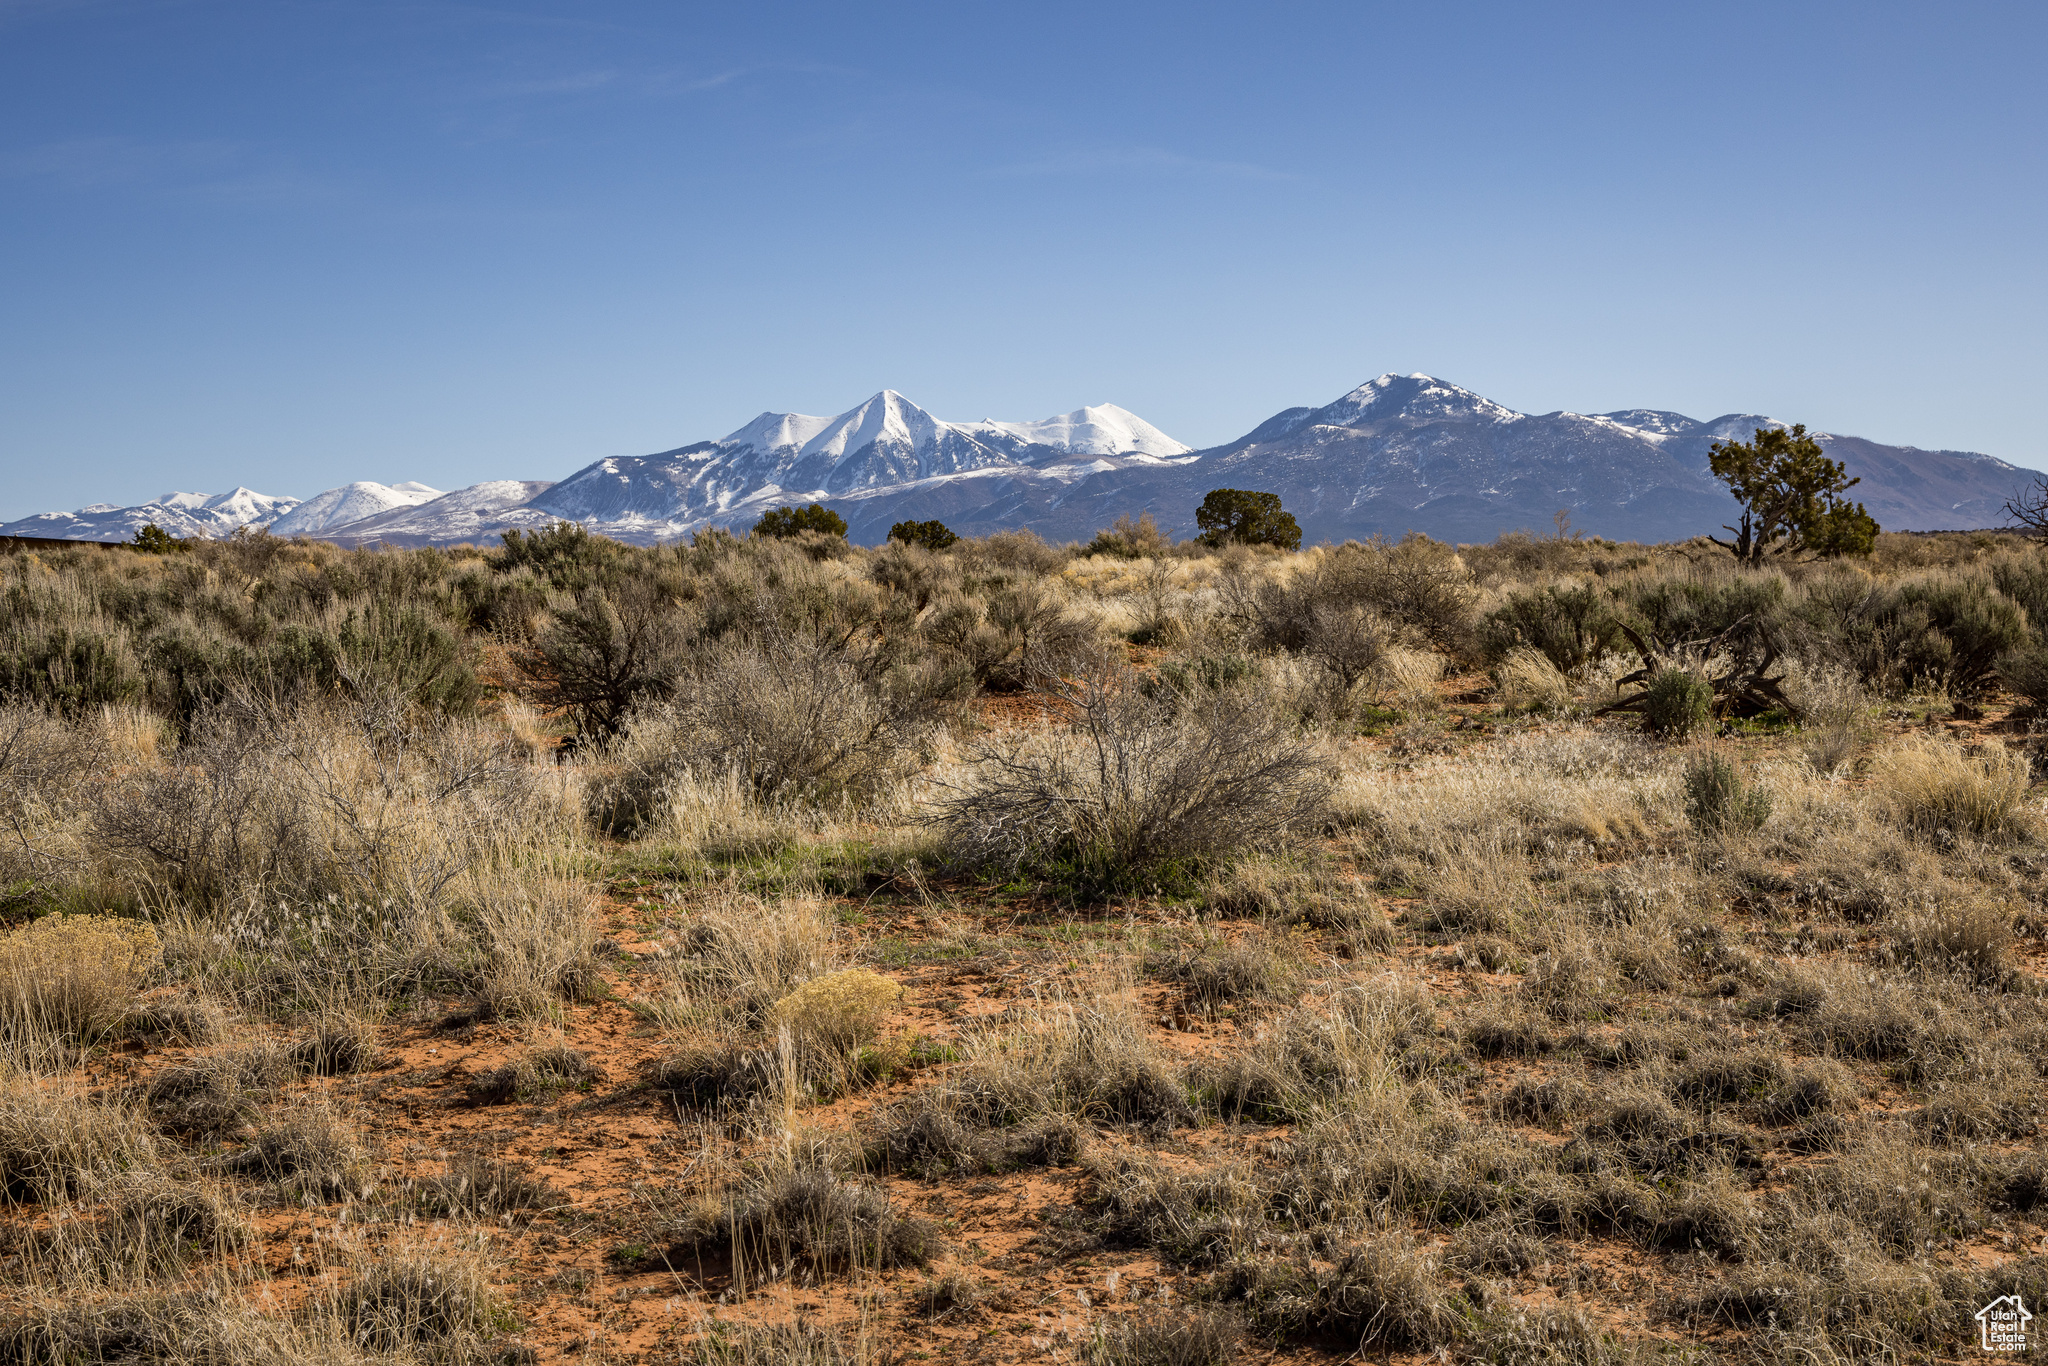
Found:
[964,403,1192,459]
[319,481,556,546]
[270,481,444,535]
[1312,373,1522,428]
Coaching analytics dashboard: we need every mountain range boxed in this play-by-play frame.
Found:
[5,376,2033,548]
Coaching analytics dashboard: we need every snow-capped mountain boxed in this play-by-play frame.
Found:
[511,391,1195,542]
[765,374,2034,545]
[316,481,558,548]
[4,376,2030,549]
[0,487,299,542]
[269,481,442,536]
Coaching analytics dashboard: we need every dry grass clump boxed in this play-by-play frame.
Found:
[0,1080,156,1202]
[144,1037,297,1138]
[1784,661,1872,775]
[463,872,602,1020]
[0,913,160,1063]
[868,1091,1086,1177]
[1222,1233,1471,1350]
[653,967,907,1108]
[1087,1307,1244,1366]
[1873,734,2033,838]
[1145,927,1303,1013]
[935,665,1333,897]
[1076,1149,1265,1266]
[122,995,227,1046]
[311,1241,503,1353]
[1492,647,1573,715]
[953,995,1195,1133]
[418,1151,563,1221]
[1887,898,2016,986]
[654,893,838,1030]
[1200,859,1389,948]
[0,1291,313,1366]
[465,1040,601,1105]
[1461,1001,1550,1059]
[99,1174,254,1273]
[665,1162,940,1274]
[688,1320,866,1366]
[906,1266,983,1321]
[1446,1215,1547,1278]
[1203,978,1435,1123]
[218,1100,373,1201]
[290,1010,383,1076]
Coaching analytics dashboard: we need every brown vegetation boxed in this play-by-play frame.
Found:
[2,523,2047,1363]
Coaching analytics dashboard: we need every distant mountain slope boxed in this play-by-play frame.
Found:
[0,488,299,542]
[270,481,441,535]
[320,481,558,547]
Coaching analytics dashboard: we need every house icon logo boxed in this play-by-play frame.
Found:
[1978,1294,2032,1352]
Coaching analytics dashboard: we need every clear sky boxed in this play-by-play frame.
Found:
[3,0,2043,517]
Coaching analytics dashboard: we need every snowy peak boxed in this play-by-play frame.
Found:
[968,403,1193,459]
[270,481,445,536]
[801,391,950,464]
[719,409,837,455]
[1311,373,1522,429]
[717,392,1190,463]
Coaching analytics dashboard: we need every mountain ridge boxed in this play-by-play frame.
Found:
[3,376,2032,548]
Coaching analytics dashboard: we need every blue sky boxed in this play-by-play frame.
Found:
[3,0,2043,516]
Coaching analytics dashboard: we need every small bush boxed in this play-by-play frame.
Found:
[1878,574,2030,697]
[923,581,1098,693]
[753,503,847,540]
[769,968,904,1052]
[1681,751,1772,833]
[888,518,958,551]
[1997,640,2048,706]
[1641,668,1712,737]
[0,914,160,1060]
[1479,583,1618,677]
[1086,512,1173,559]
[936,666,1333,897]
